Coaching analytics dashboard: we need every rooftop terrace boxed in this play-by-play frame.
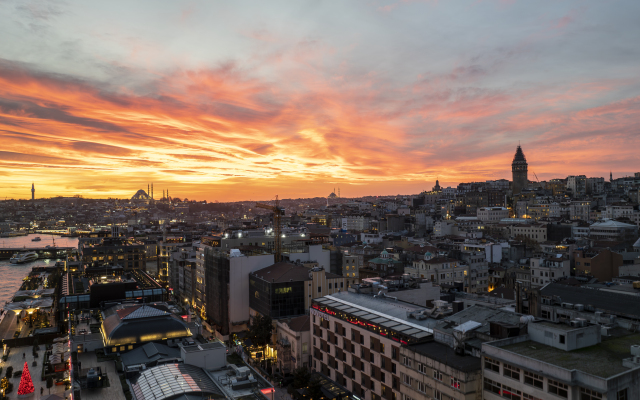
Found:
[499,333,640,378]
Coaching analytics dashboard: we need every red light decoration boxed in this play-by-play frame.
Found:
[391,337,400,342]
[380,332,387,336]
[17,362,35,395]
[401,340,408,345]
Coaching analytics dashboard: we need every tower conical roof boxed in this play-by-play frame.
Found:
[513,145,527,163]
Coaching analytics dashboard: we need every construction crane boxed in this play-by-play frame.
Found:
[255,195,285,262]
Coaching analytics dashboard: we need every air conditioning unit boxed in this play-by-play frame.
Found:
[575,318,587,327]
[561,302,573,309]
[574,304,584,311]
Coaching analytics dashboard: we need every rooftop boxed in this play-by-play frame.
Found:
[540,283,640,319]
[286,315,311,332]
[182,342,226,353]
[407,341,481,373]
[131,363,224,400]
[253,262,312,283]
[498,333,640,378]
[313,291,435,339]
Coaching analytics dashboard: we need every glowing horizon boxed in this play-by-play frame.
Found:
[1,1,639,202]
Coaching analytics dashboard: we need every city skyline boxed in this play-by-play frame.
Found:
[1,1,640,201]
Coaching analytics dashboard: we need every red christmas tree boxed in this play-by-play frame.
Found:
[17,361,35,395]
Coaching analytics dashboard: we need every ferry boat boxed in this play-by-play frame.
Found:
[9,251,39,264]
[31,236,42,242]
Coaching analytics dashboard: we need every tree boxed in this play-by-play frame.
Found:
[17,362,34,396]
[291,367,310,389]
[248,314,273,348]
[307,376,324,400]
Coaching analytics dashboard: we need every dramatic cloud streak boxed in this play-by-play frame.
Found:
[0,0,639,200]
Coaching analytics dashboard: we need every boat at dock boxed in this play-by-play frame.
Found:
[31,236,42,242]
[9,251,39,264]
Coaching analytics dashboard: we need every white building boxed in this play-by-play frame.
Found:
[589,219,638,240]
[276,315,311,372]
[360,232,383,244]
[604,204,635,220]
[477,207,509,223]
[529,257,570,288]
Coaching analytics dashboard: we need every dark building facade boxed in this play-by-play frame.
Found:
[249,262,309,319]
[204,247,230,335]
[81,237,147,270]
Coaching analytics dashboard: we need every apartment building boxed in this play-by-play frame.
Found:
[566,175,587,196]
[399,342,481,400]
[573,248,623,281]
[276,315,311,373]
[342,215,372,232]
[477,207,509,223]
[569,201,591,221]
[509,224,548,242]
[457,250,489,293]
[529,257,570,288]
[407,256,469,288]
[342,254,360,282]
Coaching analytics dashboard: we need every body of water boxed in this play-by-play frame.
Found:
[0,234,79,307]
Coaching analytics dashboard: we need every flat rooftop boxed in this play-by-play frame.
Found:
[183,342,226,352]
[499,333,640,378]
[407,341,481,373]
[314,291,437,339]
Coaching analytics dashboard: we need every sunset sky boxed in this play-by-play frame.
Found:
[1,1,639,201]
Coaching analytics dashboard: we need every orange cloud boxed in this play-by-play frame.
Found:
[0,58,638,201]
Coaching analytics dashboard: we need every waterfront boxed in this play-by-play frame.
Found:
[0,234,78,306]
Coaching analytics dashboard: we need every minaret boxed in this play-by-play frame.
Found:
[31,183,35,200]
[148,184,150,198]
[512,145,528,195]
[610,171,613,182]
[151,183,154,200]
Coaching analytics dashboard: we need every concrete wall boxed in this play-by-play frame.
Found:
[229,254,274,325]
[288,245,330,270]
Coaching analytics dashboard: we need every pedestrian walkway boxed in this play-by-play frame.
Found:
[1,345,68,400]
